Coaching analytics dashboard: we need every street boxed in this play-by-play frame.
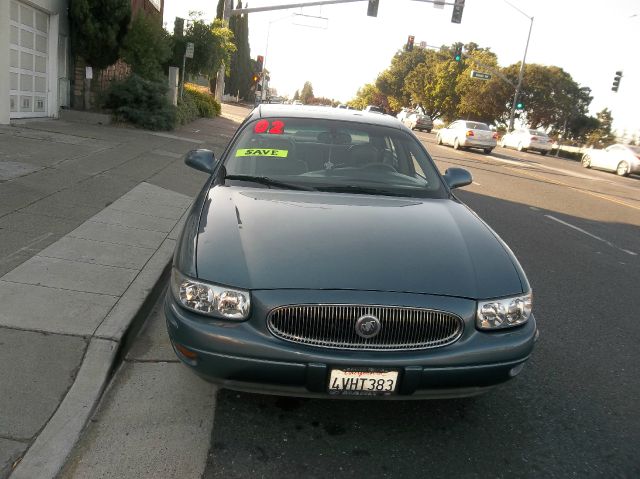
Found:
[61,105,639,478]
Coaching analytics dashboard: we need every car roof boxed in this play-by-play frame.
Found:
[250,104,404,130]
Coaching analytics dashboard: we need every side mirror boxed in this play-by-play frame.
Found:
[184,149,216,174]
[443,167,472,189]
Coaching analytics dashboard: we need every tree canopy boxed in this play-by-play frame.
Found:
[300,81,314,104]
[183,15,236,79]
[69,0,131,69]
[350,41,607,142]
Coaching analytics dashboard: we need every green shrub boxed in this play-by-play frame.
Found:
[175,86,221,126]
[105,74,175,130]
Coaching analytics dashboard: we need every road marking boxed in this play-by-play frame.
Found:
[472,181,482,186]
[545,215,637,256]
[438,145,640,212]
[0,232,54,264]
[148,132,204,144]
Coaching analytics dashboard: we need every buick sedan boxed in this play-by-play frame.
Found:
[165,105,538,399]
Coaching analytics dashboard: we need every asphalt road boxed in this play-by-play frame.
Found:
[71,111,639,478]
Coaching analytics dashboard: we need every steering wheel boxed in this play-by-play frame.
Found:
[361,163,397,173]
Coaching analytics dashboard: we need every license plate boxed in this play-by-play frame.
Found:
[328,368,398,396]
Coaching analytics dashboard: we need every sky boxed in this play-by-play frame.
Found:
[163,0,639,134]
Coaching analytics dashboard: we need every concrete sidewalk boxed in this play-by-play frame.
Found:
[0,108,246,478]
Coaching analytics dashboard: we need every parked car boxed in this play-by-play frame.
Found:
[401,112,433,133]
[166,105,537,399]
[364,105,384,114]
[581,143,640,176]
[436,120,497,154]
[396,107,412,122]
[292,100,303,105]
[500,129,552,155]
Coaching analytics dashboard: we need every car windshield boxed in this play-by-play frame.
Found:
[224,117,447,199]
[628,145,640,154]
[528,130,548,137]
[466,122,490,130]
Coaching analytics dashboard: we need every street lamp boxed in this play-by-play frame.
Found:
[504,0,534,132]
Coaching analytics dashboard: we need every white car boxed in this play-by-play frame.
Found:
[500,129,552,155]
[396,108,412,122]
[436,120,497,154]
[582,144,640,176]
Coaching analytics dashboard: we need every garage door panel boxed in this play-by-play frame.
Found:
[35,35,47,53]
[9,0,49,119]
[20,96,33,112]
[35,11,48,33]
[20,30,34,49]
[10,1,18,21]
[20,5,34,27]
[20,51,34,71]
[10,49,19,68]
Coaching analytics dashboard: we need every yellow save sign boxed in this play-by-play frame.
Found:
[235,148,289,158]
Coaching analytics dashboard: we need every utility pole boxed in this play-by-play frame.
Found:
[505,0,534,132]
[215,0,233,103]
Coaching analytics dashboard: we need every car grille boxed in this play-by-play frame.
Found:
[267,305,463,351]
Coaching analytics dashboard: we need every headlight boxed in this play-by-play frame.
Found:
[171,269,250,320]
[477,292,532,330]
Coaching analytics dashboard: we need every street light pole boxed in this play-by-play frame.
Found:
[508,16,533,131]
[505,0,534,132]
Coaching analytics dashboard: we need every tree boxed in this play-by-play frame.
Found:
[121,13,172,80]
[225,2,253,99]
[586,108,615,147]
[376,47,428,112]
[69,0,131,70]
[184,15,236,83]
[404,47,460,121]
[292,90,300,101]
[348,83,389,111]
[300,81,314,104]
[455,45,512,124]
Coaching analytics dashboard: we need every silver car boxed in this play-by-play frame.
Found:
[500,129,552,155]
[582,144,640,176]
[436,120,497,154]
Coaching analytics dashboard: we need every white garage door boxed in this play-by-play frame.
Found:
[9,0,49,118]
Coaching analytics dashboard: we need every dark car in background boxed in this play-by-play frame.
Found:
[165,105,537,399]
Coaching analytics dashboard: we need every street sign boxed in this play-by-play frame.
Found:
[471,70,491,80]
[185,42,194,59]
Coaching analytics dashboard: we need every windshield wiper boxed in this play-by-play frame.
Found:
[317,185,410,197]
[224,175,315,191]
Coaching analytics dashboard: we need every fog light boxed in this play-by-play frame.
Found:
[509,363,524,377]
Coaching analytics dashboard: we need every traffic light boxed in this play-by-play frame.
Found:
[451,0,465,24]
[256,55,264,72]
[516,101,524,110]
[453,45,462,62]
[406,35,415,52]
[612,70,623,92]
[251,73,260,86]
[367,0,379,17]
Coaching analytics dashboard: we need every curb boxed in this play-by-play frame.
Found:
[9,240,176,479]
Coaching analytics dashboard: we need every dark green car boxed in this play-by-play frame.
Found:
[165,105,538,399]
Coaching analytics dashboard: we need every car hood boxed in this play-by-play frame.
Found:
[195,186,524,299]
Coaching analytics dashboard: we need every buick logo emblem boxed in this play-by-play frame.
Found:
[355,315,381,339]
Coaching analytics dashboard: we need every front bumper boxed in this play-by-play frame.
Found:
[165,289,538,399]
